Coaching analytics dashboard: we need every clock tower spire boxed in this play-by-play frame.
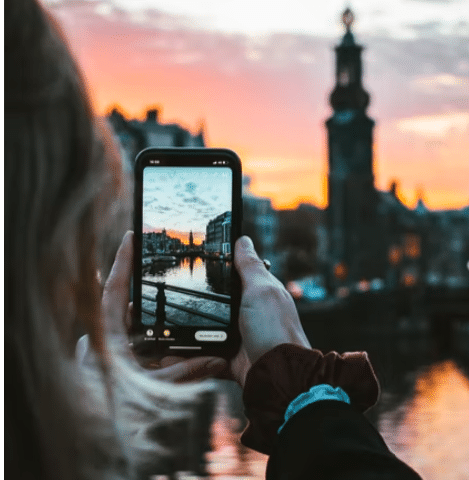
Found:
[326,7,380,284]
[329,8,370,111]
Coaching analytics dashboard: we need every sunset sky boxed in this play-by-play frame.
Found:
[43,0,469,210]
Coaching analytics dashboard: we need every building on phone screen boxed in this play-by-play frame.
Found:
[205,212,232,256]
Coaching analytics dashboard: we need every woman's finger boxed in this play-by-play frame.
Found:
[234,236,267,289]
[234,236,284,291]
[159,356,185,368]
[102,231,133,334]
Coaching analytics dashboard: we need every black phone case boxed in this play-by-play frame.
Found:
[131,148,242,360]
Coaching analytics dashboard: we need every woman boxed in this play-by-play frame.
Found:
[5,1,423,479]
[5,1,225,478]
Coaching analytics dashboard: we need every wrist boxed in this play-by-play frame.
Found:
[278,384,351,433]
[240,344,379,455]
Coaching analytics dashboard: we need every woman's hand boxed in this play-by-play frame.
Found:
[229,236,311,387]
[81,232,310,387]
[77,231,227,383]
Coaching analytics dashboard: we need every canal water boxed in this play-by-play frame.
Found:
[147,330,469,479]
[142,256,231,327]
[203,329,469,480]
[149,356,469,479]
[201,352,469,479]
[377,360,469,479]
[143,262,469,478]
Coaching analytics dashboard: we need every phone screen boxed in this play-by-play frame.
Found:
[133,149,241,357]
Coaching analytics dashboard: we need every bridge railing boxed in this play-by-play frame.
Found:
[142,279,230,326]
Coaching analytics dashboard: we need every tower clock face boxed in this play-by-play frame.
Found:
[339,70,350,86]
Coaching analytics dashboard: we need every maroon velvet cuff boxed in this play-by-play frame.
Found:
[240,343,380,455]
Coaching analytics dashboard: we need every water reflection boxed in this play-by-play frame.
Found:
[379,360,469,479]
[141,275,469,478]
[147,352,469,479]
[202,359,469,479]
[144,256,231,296]
[142,257,232,326]
[207,391,267,479]
[206,259,231,295]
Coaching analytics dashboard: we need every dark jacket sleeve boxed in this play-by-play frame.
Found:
[240,344,422,480]
[267,400,422,480]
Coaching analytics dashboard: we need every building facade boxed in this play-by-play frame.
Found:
[205,212,232,255]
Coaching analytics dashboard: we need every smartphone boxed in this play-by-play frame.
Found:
[132,148,242,359]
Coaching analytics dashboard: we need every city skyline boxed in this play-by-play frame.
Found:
[45,0,469,210]
[142,228,205,246]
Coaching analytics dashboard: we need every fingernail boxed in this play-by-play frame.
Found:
[238,236,256,253]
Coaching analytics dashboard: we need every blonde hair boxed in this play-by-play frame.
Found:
[5,1,214,479]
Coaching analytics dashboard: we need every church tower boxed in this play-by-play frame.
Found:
[189,230,194,249]
[326,8,379,283]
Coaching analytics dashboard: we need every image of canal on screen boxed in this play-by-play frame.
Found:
[141,166,233,328]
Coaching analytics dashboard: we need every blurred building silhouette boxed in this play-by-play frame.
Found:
[103,29,469,289]
[241,176,280,273]
[326,8,469,289]
[326,8,381,284]
[108,107,205,169]
[417,205,469,288]
[276,204,325,281]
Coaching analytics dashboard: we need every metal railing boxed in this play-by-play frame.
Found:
[142,279,230,326]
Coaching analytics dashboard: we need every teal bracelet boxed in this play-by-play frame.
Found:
[278,384,351,433]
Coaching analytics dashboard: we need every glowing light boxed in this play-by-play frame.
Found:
[336,286,350,298]
[333,262,348,281]
[402,272,417,287]
[357,280,370,292]
[404,234,421,259]
[388,245,403,265]
[286,281,303,300]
